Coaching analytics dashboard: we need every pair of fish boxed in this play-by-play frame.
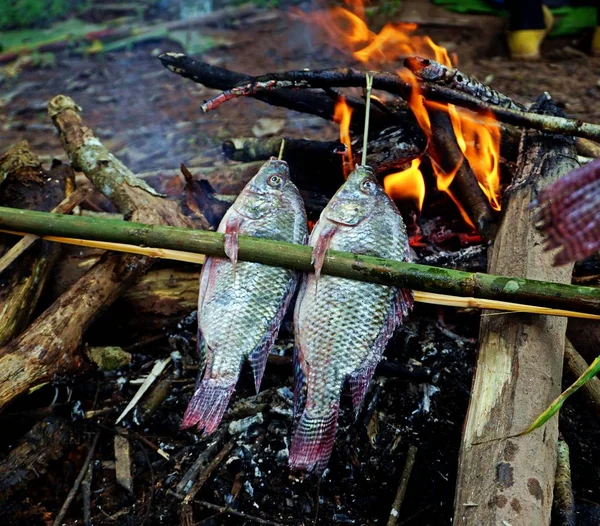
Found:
[181,158,413,473]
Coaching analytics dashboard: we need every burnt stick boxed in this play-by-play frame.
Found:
[197,66,600,142]
[159,53,393,133]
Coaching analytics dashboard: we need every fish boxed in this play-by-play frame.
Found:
[290,165,413,473]
[531,157,600,265]
[181,158,307,434]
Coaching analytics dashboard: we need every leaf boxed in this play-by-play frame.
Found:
[0,18,103,54]
[519,353,600,436]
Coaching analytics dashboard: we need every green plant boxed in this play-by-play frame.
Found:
[0,0,90,31]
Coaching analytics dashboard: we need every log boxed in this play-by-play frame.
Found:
[0,417,75,506]
[0,142,70,345]
[427,111,497,240]
[453,95,578,525]
[0,96,192,411]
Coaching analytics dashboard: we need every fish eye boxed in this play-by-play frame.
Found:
[361,179,377,193]
[267,175,283,188]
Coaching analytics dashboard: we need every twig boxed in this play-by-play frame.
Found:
[193,500,287,526]
[115,357,171,424]
[183,440,235,505]
[198,67,600,142]
[362,73,374,166]
[0,185,93,275]
[563,339,600,417]
[553,439,576,526]
[387,445,418,526]
[176,429,228,495]
[52,431,101,526]
[1,207,599,316]
[81,461,93,526]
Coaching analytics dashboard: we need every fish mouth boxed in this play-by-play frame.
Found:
[325,217,364,227]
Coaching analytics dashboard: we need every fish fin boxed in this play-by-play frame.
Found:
[247,275,299,393]
[292,344,308,422]
[292,277,309,422]
[197,256,215,312]
[224,215,244,279]
[289,403,339,474]
[348,291,412,418]
[349,364,378,418]
[311,222,337,283]
[531,158,600,264]
[180,376,237,434]
[396,288,414,326]
[197,326,207,380]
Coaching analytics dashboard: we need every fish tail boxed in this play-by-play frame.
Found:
[289,403,339,474]
[180,377,236,434]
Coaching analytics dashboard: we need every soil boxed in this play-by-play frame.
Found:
[1,1,600,525]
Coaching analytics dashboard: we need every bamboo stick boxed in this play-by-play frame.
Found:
[0,206,599,316]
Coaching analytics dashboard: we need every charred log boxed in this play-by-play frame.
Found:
[0,142,71,345]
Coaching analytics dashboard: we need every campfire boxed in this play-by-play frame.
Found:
[2,2,600,525]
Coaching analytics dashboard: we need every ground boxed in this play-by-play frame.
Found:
[1,1,600,525]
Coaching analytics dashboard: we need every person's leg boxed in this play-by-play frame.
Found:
[506,0,554,59]
[593,3,600,55]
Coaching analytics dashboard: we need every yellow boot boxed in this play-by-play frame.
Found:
[506,5,554,60]
[592,26,600,56]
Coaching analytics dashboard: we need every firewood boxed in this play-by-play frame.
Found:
[0,417,75,506]
[0,96,192,412]
[454,94,578,525]
[427,111,497,240]
[0,142,71,345]
[158,53,410,134]
[197,66,600,142]
[223,127,427,181]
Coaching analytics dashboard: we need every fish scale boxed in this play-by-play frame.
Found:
[290,165,412,473]
[181,158,307,434]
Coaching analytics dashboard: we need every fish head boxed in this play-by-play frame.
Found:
[233,158,297,220]
[324,165,389,226]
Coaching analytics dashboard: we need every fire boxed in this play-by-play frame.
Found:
[296,1,502,226]
[383,159,425,211]
[334,98,354,178]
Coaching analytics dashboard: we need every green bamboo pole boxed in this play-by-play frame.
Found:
[1,205,599,314]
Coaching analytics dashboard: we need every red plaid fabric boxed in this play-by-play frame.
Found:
[532,158,600,265]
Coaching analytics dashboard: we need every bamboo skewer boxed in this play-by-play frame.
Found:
[1,228,599,320]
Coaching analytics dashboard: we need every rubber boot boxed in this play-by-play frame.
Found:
[506,5,554,60]
[592,26,600,56]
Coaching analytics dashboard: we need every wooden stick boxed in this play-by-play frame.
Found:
[0,185,93,275]
[1,208,599,316]
[454,94,578,525]
[387,445,418,526]
[1,226,599,320]
[52,431,101,526]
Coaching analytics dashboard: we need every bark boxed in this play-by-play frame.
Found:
[0,96,192,411]
[454,95,578,525]
[0,142,71,345]
[1,205,600,316]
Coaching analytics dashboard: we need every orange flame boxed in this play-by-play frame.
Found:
[383,159,425,211]
[296,2,502,226]
[334,98,354,178]
[448,106,501,211]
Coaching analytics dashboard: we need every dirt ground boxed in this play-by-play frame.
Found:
[2,1,600,525]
